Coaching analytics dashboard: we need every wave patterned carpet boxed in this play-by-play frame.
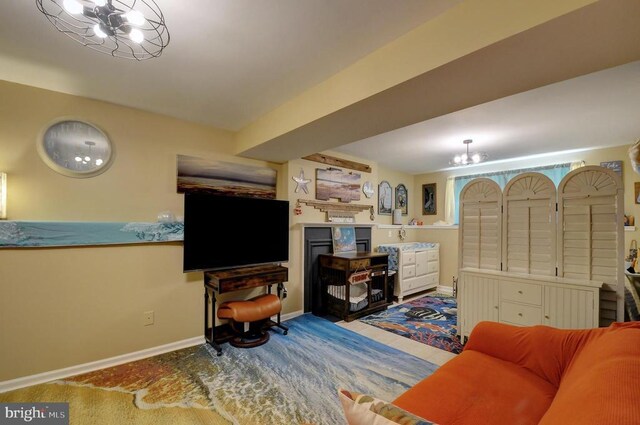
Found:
[0,314,437,425]
[359,295,464,354]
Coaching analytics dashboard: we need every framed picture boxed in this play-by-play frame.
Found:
[635,182,640,204]
[177,154,277,199]
[395,184,408,215]
[332,226,357,253]
[316,168,361,202]
[600,160,623,176]
[422,183,437,215]
[378,181,393,215]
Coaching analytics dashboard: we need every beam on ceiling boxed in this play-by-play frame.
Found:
[234,0,600,161]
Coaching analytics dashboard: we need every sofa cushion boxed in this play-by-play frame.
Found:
[393,350,556,425]
[462,322,589,388]
[339,389,436,425]
[539,322,640,425]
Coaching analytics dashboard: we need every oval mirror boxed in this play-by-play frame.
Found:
[38,119,113,177]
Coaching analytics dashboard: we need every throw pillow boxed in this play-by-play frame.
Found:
[338,389,436,425]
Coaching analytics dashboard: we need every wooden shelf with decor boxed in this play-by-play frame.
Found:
[318,252,390,321]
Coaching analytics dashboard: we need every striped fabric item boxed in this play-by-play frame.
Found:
[327,284,383,312]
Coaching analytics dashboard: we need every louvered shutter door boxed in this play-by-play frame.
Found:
[459,179,502,270]
[502,173,556,276]
[558,166,624,324]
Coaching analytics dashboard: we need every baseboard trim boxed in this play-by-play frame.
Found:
[437,285,454,296]
[2,310,306,394]
[276,309,304,322]
[0,336,204,394]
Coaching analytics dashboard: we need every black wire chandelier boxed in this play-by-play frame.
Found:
[35,0,170,60]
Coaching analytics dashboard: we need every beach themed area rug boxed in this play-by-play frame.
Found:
[0,314,437,425]
[359,295,464,354]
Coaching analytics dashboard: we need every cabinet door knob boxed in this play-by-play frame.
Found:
[518,290,523,294]
[545,315,550,319]
[518,313,523,317]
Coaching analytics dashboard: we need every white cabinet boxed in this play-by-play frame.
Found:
[457,168,623,334]
[458,269,601,338]
[458,272,499,336]
[378,243,439,302]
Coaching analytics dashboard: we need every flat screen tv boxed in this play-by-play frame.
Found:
[183,193,289,272]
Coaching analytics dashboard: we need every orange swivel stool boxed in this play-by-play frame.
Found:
[217,294,283,348]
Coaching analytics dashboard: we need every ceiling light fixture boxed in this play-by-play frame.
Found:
[36,0,170,60]
[450,139,488,166]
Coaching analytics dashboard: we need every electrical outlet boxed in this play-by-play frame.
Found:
[388,230,392,237]
[143,311,154,326]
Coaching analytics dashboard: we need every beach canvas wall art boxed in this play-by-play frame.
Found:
[177,155,277,199]
[315,168,361,202]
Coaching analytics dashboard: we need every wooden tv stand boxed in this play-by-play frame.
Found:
[203,264,288,355]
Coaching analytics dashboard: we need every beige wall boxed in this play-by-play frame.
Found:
[285,154,416,314]
[372,165,421,246]
[2,78,637,382]
[0,81,283,381]
[412,144,639,289]
[0,80,418,382]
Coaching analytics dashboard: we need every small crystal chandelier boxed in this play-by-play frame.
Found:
[450,139,488,166]
[36,0,170,61]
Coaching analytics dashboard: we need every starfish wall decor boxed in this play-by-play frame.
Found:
[292,169,311,194]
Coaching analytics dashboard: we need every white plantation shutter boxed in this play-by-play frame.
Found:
[502,173,556,276]
[558,166,624,324]
[459,178,502,270]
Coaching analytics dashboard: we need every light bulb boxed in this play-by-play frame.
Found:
[95,159,103,166]
[63,0,83,15]
[472,153,481,163]
[453,156,461,164]
[93,0,107,6]
[125,10,146,26]
[75,156,82,162]
[84,156,91,162]
[93,24,108,38]
[461,153,468,162]
[129,28,144,44]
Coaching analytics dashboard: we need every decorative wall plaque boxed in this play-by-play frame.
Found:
[378,181,392,215]
[395,184,408,215]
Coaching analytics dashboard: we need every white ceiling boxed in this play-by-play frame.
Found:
[335,61,640,174]
[0,0,460,130]
[3,2,639,174]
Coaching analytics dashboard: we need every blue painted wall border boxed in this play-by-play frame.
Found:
[0,221,184,248]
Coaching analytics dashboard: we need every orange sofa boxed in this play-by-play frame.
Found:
[393,321,640,425]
